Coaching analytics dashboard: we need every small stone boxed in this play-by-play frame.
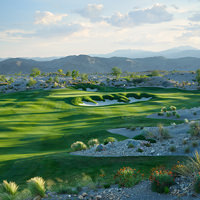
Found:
[96,144,105,152]
[78,195,84,199]
[82,192,88,197]
[95,195,102,200]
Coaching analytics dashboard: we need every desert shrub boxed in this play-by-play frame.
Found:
[169,145,176,152]
[174,151,200,177]
[194,173,200,193]
[150,168,175,193]
[170,106,176,111]
[189,122,200,137]
[193,142,199,147]
[184,147,190,154]
[172,111,177,116]
[27,77,37,87]
[104,137,116,145]
[157,124,171,140]
[161,106,167,112]
[114,167,143,187]
[71,141,87,151]
[175,113,180,118]
[137,148,144,153]
[158,112,164,116]
[88,139,99,147]
[182,139,187,145]
[143,142,151,147]
[0,180,19,200]
[151,70,161,77]
[27,177,46,197]
[166,112,172,117]
[133,134,146,141]
[194,112,197,115]
[184,118,189,124]
[146,138,157,143]
[128,143,135,148]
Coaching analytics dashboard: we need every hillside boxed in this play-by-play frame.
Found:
[0,55,200,74]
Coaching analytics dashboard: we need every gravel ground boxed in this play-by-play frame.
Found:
[42,181,200,200]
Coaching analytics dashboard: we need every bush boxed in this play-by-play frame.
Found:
[194,173,200,193]
[137,148,144,153]
[193,142,199,147]
[189,122,200,137]
[128,143,135,148]
[166,112,172,117]
[169,145,176,152]
[157,124,171,140]
[172,111,177,116]
[88,139,99,147]
[1,181,18,196]
[158,112,164,116]
[150,168,175,193]
[175,114,180,118]
[133,134,146,141]
[184,147,190,154]
[27,177,46,197]
[146,138,157,143]
[104,137,116,145]
[114,167,143,187]
[161,106,167,112]
[27,77,37,87]
[170,106,176,111]
[71,141,87,151]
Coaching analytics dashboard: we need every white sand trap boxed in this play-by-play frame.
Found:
[79,97,151,106]
[86,88,98,92]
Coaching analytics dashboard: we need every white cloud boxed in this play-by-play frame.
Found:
[77,4,103,22]
[105,4,173,27]
[188,13,200,21]
[34,11,68,25]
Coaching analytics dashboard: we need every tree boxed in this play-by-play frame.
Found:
[151,70,160,77]
[196,69,200,85]
[54,76,59,83]
[72,70,79,80]
[112,67,122,79]
[30,68,41,77]
[57,69,63,75]
[81,73,88,82]
[66,71,71,77]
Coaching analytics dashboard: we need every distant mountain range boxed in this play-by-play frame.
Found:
[0,55,200,74]
[92,46,200,58]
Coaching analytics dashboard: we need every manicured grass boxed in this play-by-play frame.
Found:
[0,87,199,186]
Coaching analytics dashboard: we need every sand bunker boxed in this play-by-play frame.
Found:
[79,97,152,106]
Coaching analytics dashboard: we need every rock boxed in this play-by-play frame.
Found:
[96,144,105,152]
[95,195,102,200]
[78,195,84,199]
[82,192,88,197]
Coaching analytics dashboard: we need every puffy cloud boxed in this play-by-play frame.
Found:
[188,13,200,21]
[105,4,173,27]
[77,4,103,22]
[35,11,68,25]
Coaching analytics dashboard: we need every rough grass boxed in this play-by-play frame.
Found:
[0,87,199,186]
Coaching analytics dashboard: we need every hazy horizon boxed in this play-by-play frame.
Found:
[1,0,200,57]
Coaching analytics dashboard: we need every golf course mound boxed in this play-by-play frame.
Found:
[71,92,153,106]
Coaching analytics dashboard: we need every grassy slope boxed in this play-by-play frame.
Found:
[0,87,199,185]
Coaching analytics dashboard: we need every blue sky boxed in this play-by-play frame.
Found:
[0,0,200,57]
